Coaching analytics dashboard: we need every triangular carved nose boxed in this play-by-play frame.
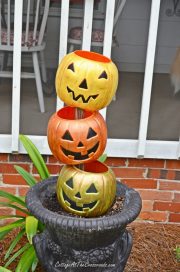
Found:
[75,192,81,198]
[79,79,88,89]
[77,141,84,147]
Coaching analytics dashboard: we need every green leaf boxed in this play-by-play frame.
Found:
[5,228,25,261]
[0,230,11,240]
[0,219,25,233]
[15,245,36,272]
[0,202,30,216]
[0,267,12,272]
[174,245,180,261]
[4,243,30,268]
[0,191,26,207]
[38,221,45,232]
[19,196,25,202]
[31,256,38,272]
[19,135,50,180]
[14,166,37,187]
[0,215,25,220]
[25,216,38,244]
[98,153,107,163]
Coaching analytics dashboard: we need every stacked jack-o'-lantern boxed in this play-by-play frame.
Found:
[47,50,118,217]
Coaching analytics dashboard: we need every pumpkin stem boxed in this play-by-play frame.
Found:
[75,107,84,171]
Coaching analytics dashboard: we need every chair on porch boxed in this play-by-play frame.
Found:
[0,0,50,113]
[68,0,126,53]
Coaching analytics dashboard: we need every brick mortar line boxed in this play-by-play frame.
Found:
[138,188,177,192]
[167,212,171,223]
[0,184,20,187]
[29,162,33,175]
[158,189,180,193]
[0,184,29,189]
[143,169,148,178]
[164,160,167,169]
[158,178,180,182]
[47,161,60,165]
[166,168,180,171]
[110,166,180,171]
[135,220,180,225]
[125,159,129,167]
[0,161,31,164]
[172,192,175,201]
[3,175,179,181]
[1,161,179,170]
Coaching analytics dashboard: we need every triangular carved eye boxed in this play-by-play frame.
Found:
[86,183,98,193]
[67,63,75,72]
[62,130,73,141]
[98,71,107,79]
[66,178,74,189]
[87,128,97,139]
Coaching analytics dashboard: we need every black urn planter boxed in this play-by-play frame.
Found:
[26,176,142,272]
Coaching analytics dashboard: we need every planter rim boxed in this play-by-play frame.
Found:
[26,176,142,231]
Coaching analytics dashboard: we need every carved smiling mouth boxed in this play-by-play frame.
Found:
[61,142,99,160]
[67,86,99,103]
[62,190,97,211]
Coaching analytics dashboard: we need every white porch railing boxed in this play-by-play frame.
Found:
[0,0,179,160]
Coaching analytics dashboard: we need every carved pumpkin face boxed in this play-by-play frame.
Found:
[56,161,116,217]
[56,50,118,111]
[47,107,107,165]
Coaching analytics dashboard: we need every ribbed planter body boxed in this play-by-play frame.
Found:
[26,177,141,272]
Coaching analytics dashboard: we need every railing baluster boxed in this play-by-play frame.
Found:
[11,0,23,151]
[25,0,31,45]
[56,0,70,110]
[100,0,116,120]
[178,138,180,159]
[7,0,11,45]
[0,1,2,46]
[103,0,116,57]
[82,0,94,51]
[137,0,161,157]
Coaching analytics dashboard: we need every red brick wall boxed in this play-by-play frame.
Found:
[0,154,179,224]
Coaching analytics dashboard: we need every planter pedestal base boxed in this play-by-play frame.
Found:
[26,177,142,272]
[33,229,132,272]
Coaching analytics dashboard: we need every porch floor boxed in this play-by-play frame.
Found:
[0,72,179,141]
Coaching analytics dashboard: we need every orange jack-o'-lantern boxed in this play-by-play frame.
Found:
[56,50,118,111]
[56,161,116,217]
[47,106,107,164]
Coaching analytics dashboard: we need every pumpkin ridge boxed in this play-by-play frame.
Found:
[93,112,107,150]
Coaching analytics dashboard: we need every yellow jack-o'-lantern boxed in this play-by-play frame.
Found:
[56,50,118,111]
[56,161,116,217]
